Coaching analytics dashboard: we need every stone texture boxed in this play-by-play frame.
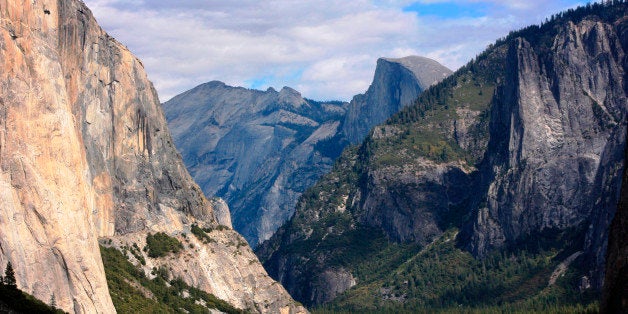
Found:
[103,229,304,313]
[466,22,627,292]
[0,0,305,313]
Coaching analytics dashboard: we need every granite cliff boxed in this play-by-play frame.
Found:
[257,3,627,310]
[342,56,453,144]
[163,58,451,247]
[0,0,304,313]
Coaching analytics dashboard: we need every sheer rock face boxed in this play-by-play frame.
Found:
[467,20,627,282]
[602,133,628,313]
[342,56,453,143]
[163,57,451,248]
[0,1,304,313]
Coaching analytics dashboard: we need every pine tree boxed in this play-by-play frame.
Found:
[50,293,57,309]
[4,261,16,288]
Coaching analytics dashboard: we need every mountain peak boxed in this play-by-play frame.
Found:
[342,55,452,143]
[380,55,453,88]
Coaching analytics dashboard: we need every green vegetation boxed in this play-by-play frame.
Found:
[369,46,502,169]
[145,232,184,258]
[315,229,598,313]
[0,263,66,313]
[126,242,146,265]
[100,245,244,314]
[191,224,215,244]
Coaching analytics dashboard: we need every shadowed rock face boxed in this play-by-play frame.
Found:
[342,56,453,144]
[601,132,628,313]
[0,1,305,313]
[164,57,451,247]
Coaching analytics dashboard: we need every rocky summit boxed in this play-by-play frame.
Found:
[342,56,453,144]
[163,57,451,247]
[0,0,305,313]
[257,3,627,311]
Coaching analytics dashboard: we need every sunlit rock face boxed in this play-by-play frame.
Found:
[0,1,305,313]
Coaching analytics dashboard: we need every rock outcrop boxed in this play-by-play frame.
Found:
[342,56,453,143]
[257,4,627,308]
[0,0,305,313]
[467,19,627,260]
[163,57,451,247]
[465,18,627,292]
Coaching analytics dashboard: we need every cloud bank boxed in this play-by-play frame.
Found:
[83,0,585,101]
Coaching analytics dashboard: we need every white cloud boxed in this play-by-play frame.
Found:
[83,0,586,101]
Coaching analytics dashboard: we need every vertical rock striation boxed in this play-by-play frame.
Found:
[466,19,627,290]
[0,0,305,313]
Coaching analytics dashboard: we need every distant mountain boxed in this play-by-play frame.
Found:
[256,2,627,311]
[163,57,451,246]
[343,56,453,143]
[164,82,349,246]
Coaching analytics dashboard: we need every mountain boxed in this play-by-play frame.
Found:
[163,58,451,247]
[342,56,453,143]
[257,2,627,311]
[0,1,304,313]
[163,83,349,246]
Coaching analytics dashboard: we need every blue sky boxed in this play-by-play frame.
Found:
[403,2,489,18]
[83,0,587,101]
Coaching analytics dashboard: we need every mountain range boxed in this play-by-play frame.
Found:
[0,0,625,313]
[163,57,452,246]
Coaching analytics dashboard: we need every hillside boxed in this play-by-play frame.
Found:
[257,1,628,311]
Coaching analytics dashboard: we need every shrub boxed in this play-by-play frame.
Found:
[145,232,183,258]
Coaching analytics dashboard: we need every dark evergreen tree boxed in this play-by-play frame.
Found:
[4,261,16,288]
[50,294,57,309]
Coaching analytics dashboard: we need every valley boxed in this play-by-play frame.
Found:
[0,0,625,313]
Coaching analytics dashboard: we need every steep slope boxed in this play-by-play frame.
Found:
[342,56,453,143]
[163,82,348,246]
[257,2,627,310]
[164,58,451,247]
[0,1,304,313]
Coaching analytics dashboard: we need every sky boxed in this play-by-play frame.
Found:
[83,0,586,102]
